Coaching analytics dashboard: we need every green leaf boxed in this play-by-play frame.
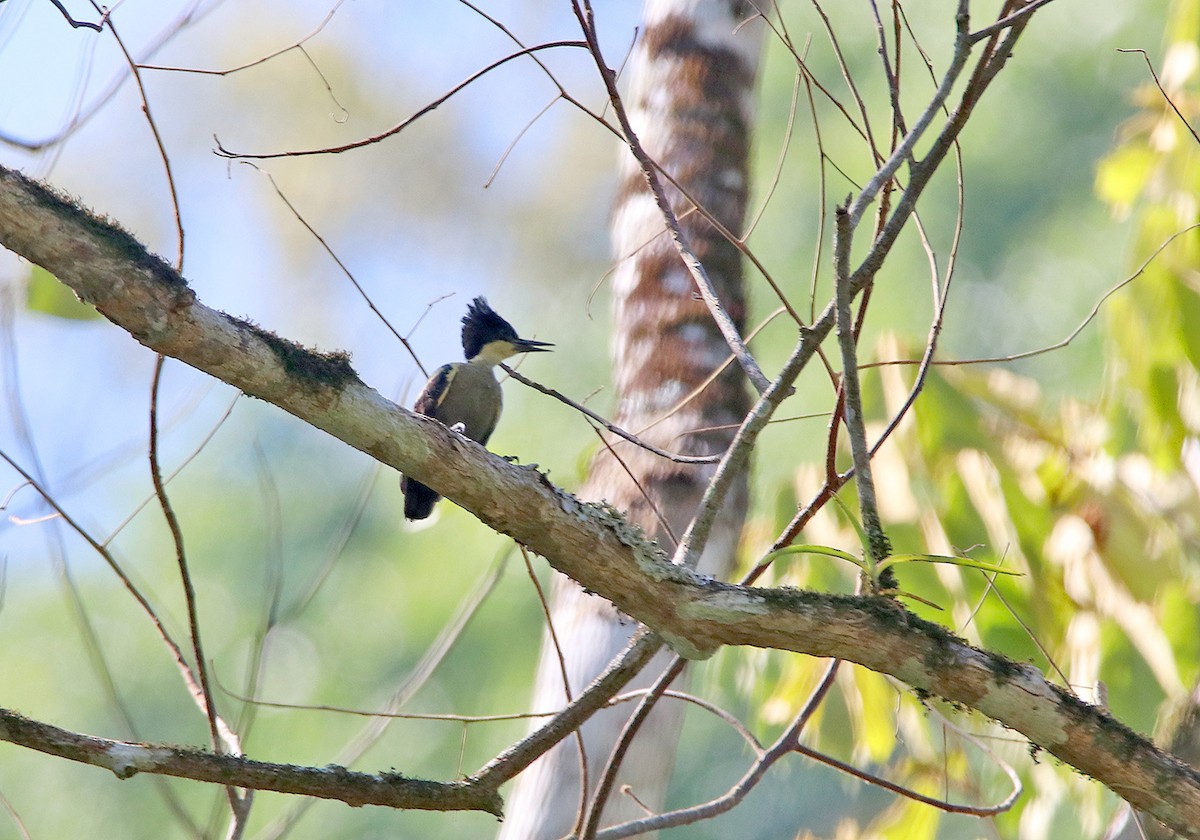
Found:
[25,265,101,321]
[765,543,866,572]
[876,553,1024,576]
[1096,144,1156,210]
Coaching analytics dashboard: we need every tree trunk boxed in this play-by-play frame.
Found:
[498,2,763,836]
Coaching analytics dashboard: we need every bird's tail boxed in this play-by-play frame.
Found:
[401,476,440,520]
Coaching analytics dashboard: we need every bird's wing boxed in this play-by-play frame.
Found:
[413,363,457,419]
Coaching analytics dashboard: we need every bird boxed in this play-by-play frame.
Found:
[401,297,553,521]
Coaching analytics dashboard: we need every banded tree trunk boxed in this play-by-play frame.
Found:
[499,2,764,836]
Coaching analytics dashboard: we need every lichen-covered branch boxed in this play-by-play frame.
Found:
[0,707,501,815]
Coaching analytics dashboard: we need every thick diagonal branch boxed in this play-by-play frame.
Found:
[2,166,1200,836]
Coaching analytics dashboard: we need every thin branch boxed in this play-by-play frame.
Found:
[0,299,202,835]
[1118,48,1200,146]
[977,567,1071,688]
[245,164,428,377]
[569,0,771,393]
[0,0,213,151]
[581,658,686,839]
[743,68,802,239]
[0,708,501,815]
[834,205,889,583]
[0,789,31,840]
[593,659,842,839]
[751,4,871,144]
[671,329,820,571]
[231,442,288,743]
[88,2,185,268]
[473,631,663,788]
[793,742,1020,816]
[47,0,107,31]
[612,689,764,754]
[588,422,680,548]
[802,53,832,324]
[0,449,227,737]
[863,222,1200,369]
[849,8,1032,290]
[484,95,560,188]
[102,392,240,548]
[622,306,795,442]
[214,42,589,160]
[215,683,563,723]
[969,0,1058,44]
[149,357,244,822]
[285,459,382,617]
[846,1,971,230]
[810,0,883,166]
[500,365,721,465]
[140,0,345,76]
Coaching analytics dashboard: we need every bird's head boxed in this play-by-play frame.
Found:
[461,297,553,364]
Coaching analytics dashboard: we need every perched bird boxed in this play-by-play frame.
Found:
[402,297,553,521]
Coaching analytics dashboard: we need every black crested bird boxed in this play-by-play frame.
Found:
[401,297,553,521]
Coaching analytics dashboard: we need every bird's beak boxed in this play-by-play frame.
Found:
[515,338,554,353]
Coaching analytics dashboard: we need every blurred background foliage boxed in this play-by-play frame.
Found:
[1,0,1198,838]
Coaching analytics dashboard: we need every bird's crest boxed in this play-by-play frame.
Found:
[461,297,520,359]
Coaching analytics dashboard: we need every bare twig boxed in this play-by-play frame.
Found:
[588,422,680,548]
[141,0,345,76]
[792,741,1020,816]
[569,0,771,393]
[101,392,240,547]
[47,0,107,31]
[0,708,502,815]
[500,365,721,465]
[845,1,971,231]
[581,657,686,839]
[149,357,244,823]
[1118,48,1200,145]
[0,303,202,835]
[87,2,185,268]
[810,0,883,166]
[833,205,889,585]
[672,332,818,571]
[285,459,382,617]
[231,443,287,743]
[0,789,31,840]
[244,164,428,376]
[1,1,213,152]
[214,42,589,160]
[593,659,842,838]
[473,631,663,788]
[861,222,1200,369]
[970,0,1058,44]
